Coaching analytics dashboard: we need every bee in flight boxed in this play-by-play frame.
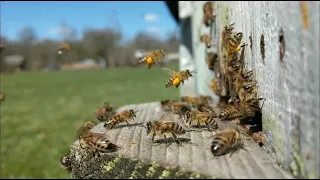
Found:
[94,102,115,122]
[78,121,119,155]
[211,128,246,157]
[60,153,72,172]
[0,92,5,102]
[144,117,187,145]
[138,49,165,69]
[103,109,138,129]
[185,110,218,131]
[163,68,197,88]
[57,42,72,55]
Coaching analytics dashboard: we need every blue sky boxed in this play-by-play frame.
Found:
[1,1,178,41]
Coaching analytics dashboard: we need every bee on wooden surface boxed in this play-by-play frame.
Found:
[210,78,221,96]
[79,132,119,153]
[160,99,179,111]
[163,68,197,88]
[199,95,213,105]
[138,49,165,69]
[211,128,246,157]
[197,103,218,116]
[57,42,72,55]
[78,121,119,153]
[218,104,242,121]
[0,92,5,102]
[200,34,212,48]
[144,120,187,145]
[180,96,201,108]
[103,109,138,129]
[94,102,115,122]
[170,102,191,119]
[251,131,265,147]
[60,153,72,172]
[77,121,96,140]
[185,110,218,131]
[202,1,216,27]
[206,53,218,71]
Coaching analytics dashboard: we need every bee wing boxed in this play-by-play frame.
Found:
[162,68,177,76]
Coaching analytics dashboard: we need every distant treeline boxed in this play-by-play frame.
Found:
[0,26,179,72]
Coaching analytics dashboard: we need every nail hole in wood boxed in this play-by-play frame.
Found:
[260,34,265,65]
[249,32,253,53]
[279,27,285,63]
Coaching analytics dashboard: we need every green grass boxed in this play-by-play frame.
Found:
[0,64,179,178]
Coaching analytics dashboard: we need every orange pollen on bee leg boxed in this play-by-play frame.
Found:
[146,57,153,64]
[173,78,180,86]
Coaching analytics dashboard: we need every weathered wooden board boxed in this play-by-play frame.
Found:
[67,102,293,179]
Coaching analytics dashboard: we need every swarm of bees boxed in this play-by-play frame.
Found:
[61,2,269,171]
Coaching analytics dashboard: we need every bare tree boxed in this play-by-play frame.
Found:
[82,28,121,68]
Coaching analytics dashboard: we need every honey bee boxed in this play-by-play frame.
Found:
[94,102,115,122]
[0,92,5,102]
[200,34,212,48]
[206,53,218,71]
[78,121,119,153]
[103,109,138,129]
[218,104,242,121]
[211,128,246,157]
[180,96,201,107]
[219,98,265,122]
[197,103,218,116]
[210,78,221,96]
[170,102,191,119]
[233,69,255,94]
[185,110,218,131]
[144,120,187,145]
[77,121,96,140]
[57,42,72,55]
[238,80,259,103]
[250,131,265,147]
[160,99,179,111]
[60,153,72,172]
[163,68,197,88]
[138,49,165,69]
[225,32,244,59]
[199,95,213,104]
[221,23,235,49]
[202,1,216,27]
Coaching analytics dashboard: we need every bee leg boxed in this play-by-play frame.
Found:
[197,122,201,128]
[125,121,131,129]
[152,133,156,143]
[163,134,168,145]
[171,132,182,146]
[92,149,101,158]
[148,64,152,69]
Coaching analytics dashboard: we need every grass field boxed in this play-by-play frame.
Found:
[0,64,179,178]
